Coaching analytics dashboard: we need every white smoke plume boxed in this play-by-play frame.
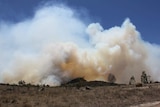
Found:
[0,4,160,86]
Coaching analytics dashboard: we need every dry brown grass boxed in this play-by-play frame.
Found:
[0,83,160,107]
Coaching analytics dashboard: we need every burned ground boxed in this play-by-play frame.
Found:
[0,79,160,107]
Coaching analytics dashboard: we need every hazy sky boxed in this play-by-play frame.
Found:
[0,0,160,44]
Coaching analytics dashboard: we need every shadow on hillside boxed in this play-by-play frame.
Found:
[62,78,119,87]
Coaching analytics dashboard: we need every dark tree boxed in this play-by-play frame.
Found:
[108,73,116,83]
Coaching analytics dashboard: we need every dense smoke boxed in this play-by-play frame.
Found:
[0,4,160,86]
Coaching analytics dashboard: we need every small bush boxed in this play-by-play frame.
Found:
[18,80,25,86]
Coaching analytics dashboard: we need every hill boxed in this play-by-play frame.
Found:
[0,79,160,107]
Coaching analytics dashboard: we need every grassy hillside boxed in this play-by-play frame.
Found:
[0,80,160,107]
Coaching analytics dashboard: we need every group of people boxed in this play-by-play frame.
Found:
[129,71,151,85]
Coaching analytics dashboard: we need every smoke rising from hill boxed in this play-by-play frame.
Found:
[0,4,160,86]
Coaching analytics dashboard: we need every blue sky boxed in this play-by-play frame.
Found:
[0,0,160,44]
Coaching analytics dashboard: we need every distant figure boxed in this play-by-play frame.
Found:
[129,76,136,85]
[141,71,148,84]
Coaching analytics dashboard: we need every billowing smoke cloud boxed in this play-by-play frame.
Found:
[0,4,160,86]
